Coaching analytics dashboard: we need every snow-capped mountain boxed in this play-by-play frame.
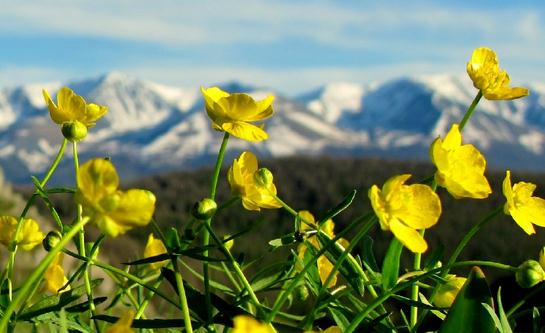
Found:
[0,72,543,184]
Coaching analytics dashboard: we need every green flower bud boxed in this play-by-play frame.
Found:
[295,284,309,301]
[43,231,62,251]
[192,198,217,220]
[254,168,274,187]
[61,121,88,141]
[223,234,234,251]
[516,260,545,288]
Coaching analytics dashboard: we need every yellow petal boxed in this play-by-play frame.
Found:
[248,94,275,121]
[382,174,411,199]
[232,315,273,333]
[83,103,109,127]
[502,170,515,213]
[434,275,466,308]
[144,233,168,270]
[19,218,45,251]
[108,189,156,228]
[318,255,337,287]
[222,121,269,141]
[44,253,70,294]
[77,158,120,205]
[394,184,441,229]
[58,87,86,120]
[106,310,135,333]
[202,87,230,124]
[368,184,389,231]
[390,218,428,253]
[517,197,545,228]
[510,208,536,235]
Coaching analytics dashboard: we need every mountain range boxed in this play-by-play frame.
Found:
[0,72,544,185]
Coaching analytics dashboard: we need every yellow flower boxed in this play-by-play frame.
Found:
[143,233,168,270]
[43,87,108,140]
[369,174,441,253]
[76,158,156,237]
[232,315,273,333]
[297,211,348,288]
[503,170,545,235]
[43,253,70,294]
[202,87,274,141]
[227,151,281,211]
[430,124,492,199]
[467,47,529,100]
[106,310,135,333]
[0,216,44,251]
[434,275,466,308]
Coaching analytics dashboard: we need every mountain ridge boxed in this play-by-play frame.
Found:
[0,72,543,184]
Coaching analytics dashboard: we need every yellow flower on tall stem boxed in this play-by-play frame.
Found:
[430,124,491,199]
[227,151,281,211]
[43,252,70,294]
[76,158,156,237]
[202,87,274,142]
[43,87,108,141]
[0,216,44,251]
[369,174,441,253]
[503,170,545,235]
[467,47,529,100]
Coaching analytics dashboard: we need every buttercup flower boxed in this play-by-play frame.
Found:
[106,310,135,333]
[43,87,108,141]
[503,170,545,235]
[232,315,273,333]
[297,211,348,288]
[43,253,70,294]
[431,124,492,199]
[0,216,44,251]
[227,151,281,211]
[369,174,441,253]
[467,47,529,100]
[434,275,467,308]
[144,233,168,270]
[76,158,156,237]
[202,86,274,142]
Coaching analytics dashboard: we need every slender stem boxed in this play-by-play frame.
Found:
[459,90,483,131]
[202,132,230,330]
[135,277,163,319]
[173,260,194,333]
[266,212,376,324]
[0,218,90,331]
[410,229,425,330]
[4,138,68,302]
[506,281,545,317]
[73,142,97,327]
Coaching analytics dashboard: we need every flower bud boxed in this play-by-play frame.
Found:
[516,260,545,288]
[295,284,309,301]
[61,121,88,141]
[43,231,62,251]
[192,198,217,220]
[253,168,274,187]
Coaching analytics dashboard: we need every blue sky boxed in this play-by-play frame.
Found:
[0,0,543,94]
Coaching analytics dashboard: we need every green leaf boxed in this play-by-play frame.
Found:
[496,288,513,333]
[318,189,357,225]
[423,243,444,271]
[438,267,495,333]
[362,236,379,272]
[381,238,403,290]
[19,280,103,320]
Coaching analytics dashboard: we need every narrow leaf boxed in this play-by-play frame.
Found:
[382,238,403,290]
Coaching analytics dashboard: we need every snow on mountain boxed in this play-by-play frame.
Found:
[0,72,544,184]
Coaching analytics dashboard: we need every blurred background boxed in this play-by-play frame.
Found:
[0,0,544,296]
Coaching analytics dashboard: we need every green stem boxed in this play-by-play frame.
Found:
[410,229,425,330]
[72,142,97,326]
[202,132,230,330]
[267,212,376,324]
[135,277,163,319]
[506,281,545,317]
[173,260,194,333]
[459,90,483,131]
[0,217,90,331]
[4,138,68,302]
